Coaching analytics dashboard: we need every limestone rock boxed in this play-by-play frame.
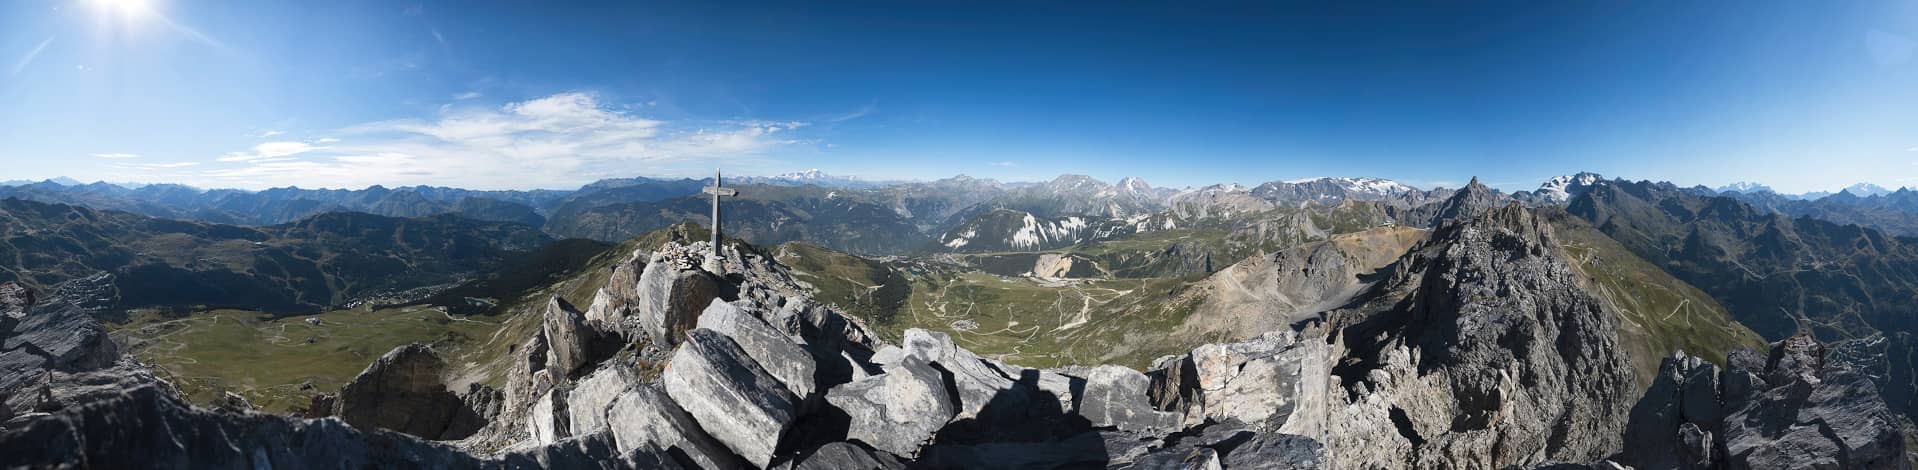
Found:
[0,283,120,410]
[663,328,799,467]
[605,385,749,470]
[897,329,1019,422]
[1121,447,1222,470]
[792,442,906,470]
[1720,337,1908,470]
[528,388,570,445]
[1077,365,1180,433]
[567,365,637,437]
[335,343,483,440]
[543,296,616,379]
[1218,433,1326,470]
[0,386,483,468]
[635,253,725,347]
[824,356,955,457]
[698,300,818,399]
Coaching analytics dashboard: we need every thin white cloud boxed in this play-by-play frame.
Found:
[217,141,328,162]
[10,36,54,76]
[453,91,482,100]
[259,130,284,138]
[314,137,341,144]
[194,92,806,189]
[1907,146,1917,152]
[91,153,139,159]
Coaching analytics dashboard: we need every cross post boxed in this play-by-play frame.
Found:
[702,170,738,259]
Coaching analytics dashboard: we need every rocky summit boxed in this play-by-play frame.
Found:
[0,184,1909,469]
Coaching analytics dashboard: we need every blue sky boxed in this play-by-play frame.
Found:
[1,0,1915,192]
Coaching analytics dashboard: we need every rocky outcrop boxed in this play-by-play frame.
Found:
[1,385,486,468]
[1302,201,1637,468]
[334,343,487,441]
[699,300,819,400]
[605,385,749,470]
[664,328,800,467]
[824,355,955,457]
[1620,335,1910,470]
[1075,364,1181,433]
[1,282,120,406]
[543,296,616,379]
[595,247,726,347]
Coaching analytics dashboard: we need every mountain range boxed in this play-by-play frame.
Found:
[0,170,1912,467]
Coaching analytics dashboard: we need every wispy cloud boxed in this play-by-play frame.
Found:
[453,91,482,100]
[217,141,329,162]
[10,36,54,76]
[196,92,807,189]
[91,153,139,159]
[259,130,284,138]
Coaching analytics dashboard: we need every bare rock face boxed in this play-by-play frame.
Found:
[1075,365,1181,433]
[0,386,485,468]
[634,251,725,347]
[0,282,121,414]
[1312,202,1638,468]
[542,296,606,379]
[663,328,799,467]
[566,365,638,438]
[698,301,819,400]
[791,441,907,470]
[604,385,749,470]
[1721,335,1908,470]
[334,343,485,441]
[1618,335,1911,470]
[1620,351,1721,470]
[824,355,955,457]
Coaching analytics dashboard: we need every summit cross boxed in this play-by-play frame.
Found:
[703,170,738,258]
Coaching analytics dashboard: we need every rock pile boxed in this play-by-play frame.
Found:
[1619,335,1909,470]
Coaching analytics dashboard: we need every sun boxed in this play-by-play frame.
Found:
[87,0,152,19]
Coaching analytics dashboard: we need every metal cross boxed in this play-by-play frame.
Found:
[702,169,738,257]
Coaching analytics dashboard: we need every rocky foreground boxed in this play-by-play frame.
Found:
[1,190,1909,469]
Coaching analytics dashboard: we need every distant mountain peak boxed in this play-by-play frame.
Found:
[1716,181,1775,194]
[1841,183,1892,198]
[1535,172,1604,203]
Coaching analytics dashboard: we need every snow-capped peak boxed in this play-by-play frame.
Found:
[1841,183,1892,198]
[1536,172,1603,203]
[775,169,832,180]
[1716,181,1775,194]
[1116,177,1152,193]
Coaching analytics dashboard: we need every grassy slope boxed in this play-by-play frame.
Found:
[111,305,502,413]
[1549,211,1767,389]
[106,225,701,414]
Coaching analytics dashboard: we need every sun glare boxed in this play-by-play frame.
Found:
[88,0,152,19]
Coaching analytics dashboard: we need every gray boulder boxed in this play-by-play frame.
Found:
[663,328,799,467]
[0,282,120,413]
[605,385,749,470]
[824,356,955,457]
[566,365,637,437]
[528,388,570,445]
[1219,433,1326,470]
[698,301,819,399]
[792,442,906,470]
[1077,365,1180,433]
[543,296,617,379]
[635,253,726,347]
[335,343,483,440]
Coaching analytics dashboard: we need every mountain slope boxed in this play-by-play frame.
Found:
[0,198,550,315]
[1569,178,1918,424]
